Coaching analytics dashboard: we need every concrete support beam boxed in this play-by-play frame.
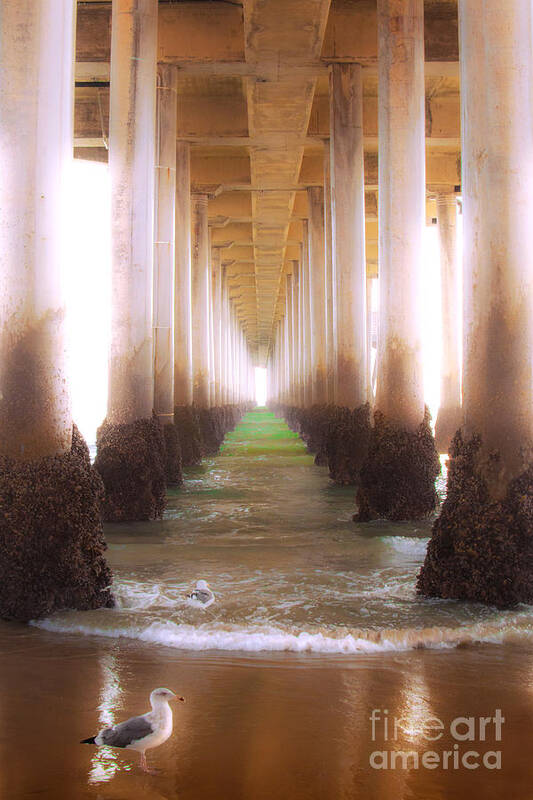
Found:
[330,62,367,410]
[107,0,157,425]
[0,1,73,460]
[95,0,167,522]
[285,274,294,406]
[301,221,313,407]
[356,0,439,522]
[212,247,223,406]
[291,262,302,408]
[419,0,533,607]
[434,194,462,453]
[153,64,178,427]
[375,0,425,429]
[323,141,336,403]
[307,187,328,405]
[0,0,113,620]
[191,194,211,408]
[174,142,194,407]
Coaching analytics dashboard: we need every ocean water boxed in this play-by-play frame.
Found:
[35,410,533,655]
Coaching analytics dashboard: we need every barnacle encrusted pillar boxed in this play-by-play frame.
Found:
[173,142,201,466]
[327,62,371,485]
[434,193,462,454]
[95,0,166,522]
[418,0,533,606]
[153,64,182,485]
[0,0,113,620]
[356,0,439,520]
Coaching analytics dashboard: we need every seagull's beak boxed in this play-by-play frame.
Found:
[179,696,185,702]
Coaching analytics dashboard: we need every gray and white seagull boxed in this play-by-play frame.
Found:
[81,688,184,772]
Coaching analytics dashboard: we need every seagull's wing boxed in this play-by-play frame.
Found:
[193,589,213,603]
[99,715,154,748]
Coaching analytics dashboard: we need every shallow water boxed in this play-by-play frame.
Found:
[36,410,533,655]
[4,409,533,798]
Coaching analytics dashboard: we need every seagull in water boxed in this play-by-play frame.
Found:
[187,579,215,607]
[81,688,184,772]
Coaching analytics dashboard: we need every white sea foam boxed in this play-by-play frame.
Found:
[382,537,430,557]
[32,614,533,656]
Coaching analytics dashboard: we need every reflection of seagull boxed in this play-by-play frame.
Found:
[187,579,215,607]
[81,688,184,772]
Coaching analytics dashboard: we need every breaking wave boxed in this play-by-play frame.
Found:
[32,611,533,656]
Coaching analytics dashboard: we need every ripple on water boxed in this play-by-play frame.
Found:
[39,412,533,656]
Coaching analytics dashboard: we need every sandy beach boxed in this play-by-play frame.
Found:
[1,623,533,799]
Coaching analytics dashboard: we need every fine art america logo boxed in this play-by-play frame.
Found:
[369,708,504,770]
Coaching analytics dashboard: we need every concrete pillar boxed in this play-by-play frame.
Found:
[419,0,533,607]
[291,262,302,408]
[96,0,167,521]
[366,277,375,402]
[0,1,73,460]
[307,187,328,405]
[153,64,182,485]
[330,62,367,410]
[285,274,294,406]
[461,2,533,484]
[207,234,215,408]
[191,194,210,408]
[153,64,178,427]
[107,0,157,425]
[0,0,113,620]
[212,247,223,406]
[323,141,336,403]
[221,267,229,404]
[434,194,462,453]
[301,223,312,407]
[174,142,193,407]
[356,0,439,521]
[375,0,425,430]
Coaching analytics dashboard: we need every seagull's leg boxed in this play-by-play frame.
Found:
[140,752,148,772]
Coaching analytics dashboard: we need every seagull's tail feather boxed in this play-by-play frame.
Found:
[80,736,96,745]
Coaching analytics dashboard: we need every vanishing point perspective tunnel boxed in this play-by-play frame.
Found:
[2,0,531,618]
[2,1,533,797]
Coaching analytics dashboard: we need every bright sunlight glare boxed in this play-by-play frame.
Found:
[61,162,461,442]
[255,367,267,407]
[63,159,111,445]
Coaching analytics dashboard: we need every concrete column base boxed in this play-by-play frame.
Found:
[325,404,372,485]
[434,405,463,455]
[355,409,440,521]
[162,423,183,486]
[295,404,333,462]
[198,407,224,456]
[95,417,166,521]
[174,405,203,467]
[417,432,533,608]
[0,426,114,621]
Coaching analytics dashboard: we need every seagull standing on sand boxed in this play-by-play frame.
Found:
[81,688,184,772]
[187,579,215,607]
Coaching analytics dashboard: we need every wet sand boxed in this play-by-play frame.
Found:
[1,622,533,799]
[3,412,533,798]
